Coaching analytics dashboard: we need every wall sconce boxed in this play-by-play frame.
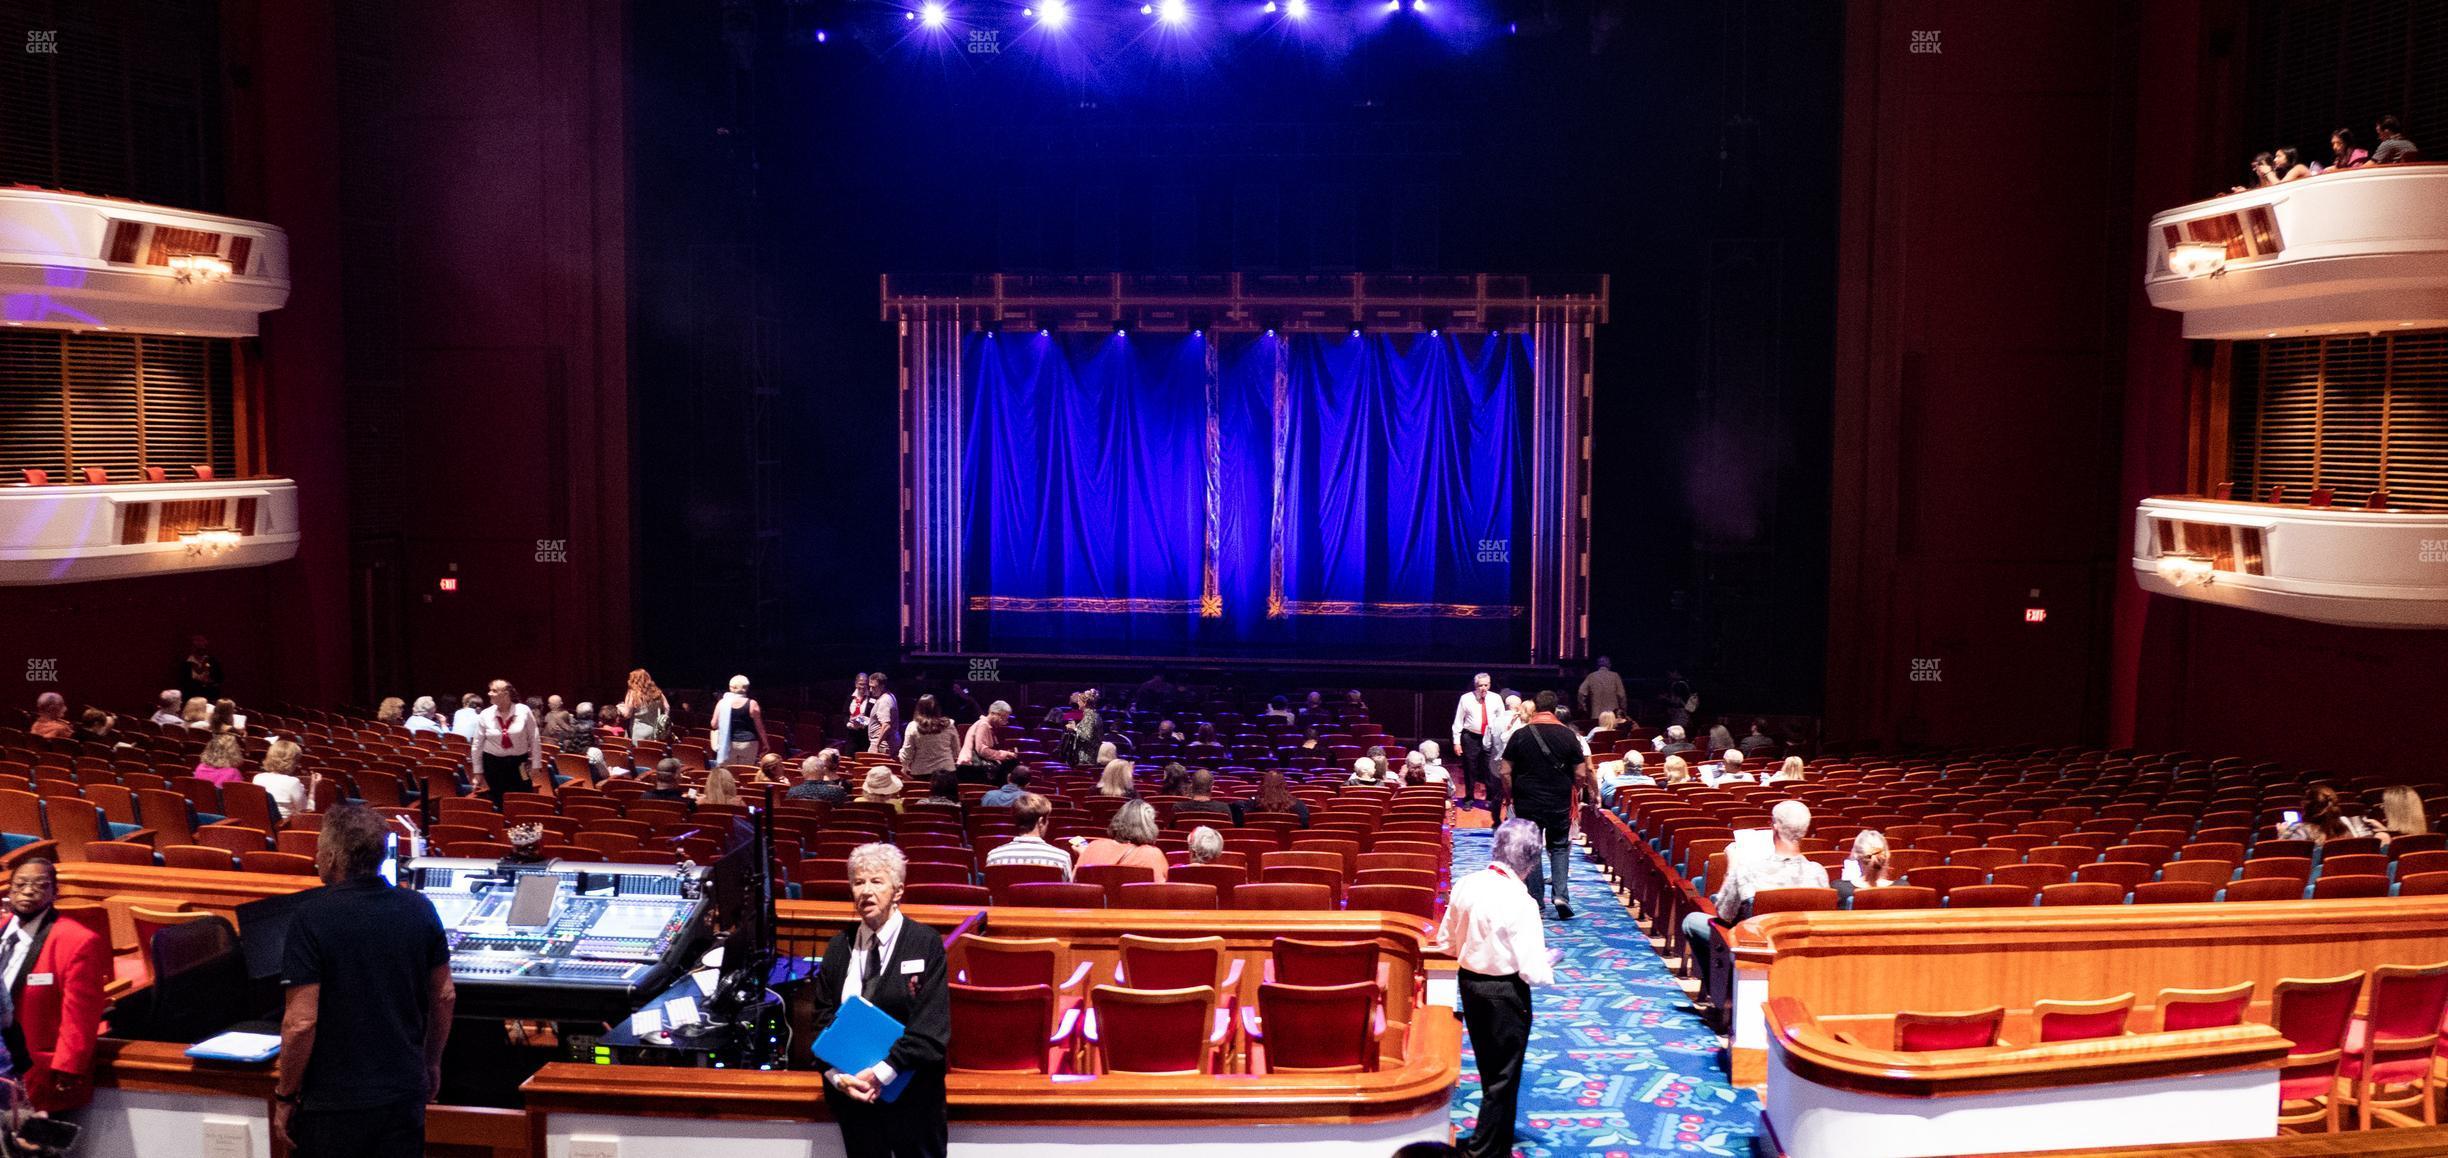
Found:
[2155,553,2217,588]
[180,527,242,558]
[168,253,234,283]
[2165,242,2228,279]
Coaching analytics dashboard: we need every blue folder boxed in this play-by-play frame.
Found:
[185,1031,282,1064]
[811,996,915,1102]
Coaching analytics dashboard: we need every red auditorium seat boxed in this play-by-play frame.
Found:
[2222,877,2303,902]
[2034,993,2134,1042]
[2039,882,2126,907]
[1947,848,2018,873]
[2157,860,2234,886]
[1076,863,1157,903]
[2241,856,2313,883]
[1115,935,1242,994]
[2318,853,2389,879]
[240,851,316,875]
[142,466,166,482]
[1007,882,1107,908]
[2321,837,2385,858]
[190,464,215,481]
[2132,880,2219,904]
[1903,865,1982,893]
[2311,874,2390,901]
[1848,885,1938,910]
[901,883,988,906]
[983,863,1068,902]
[1231,883,1333,911]
[2156,982,2254,1031]
[1169,863,1249,893]
[2395,871,2448,897]
[903,861,972,886]
[1243,981,1379,1074]
[1892,1007,2005,1051]
[83,841,154,867]
[161,845,235,872]
[1086,985,1229,1075]
[2273,972,2367,1132]
[1117,882,1220,910]
[1345,883,1436,920]
[1259,864,1345,902]
[948,984,1079,1073]
[195,826,269,854]
[1947,884,2036,909]
[2074,861,2152,893]
[1988,863,2072,890]
[18,469,51,486]
[2339,961,2448,1128]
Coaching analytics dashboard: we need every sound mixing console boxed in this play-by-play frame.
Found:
[412,857,713,1021]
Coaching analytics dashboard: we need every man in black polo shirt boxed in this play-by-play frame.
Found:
[273,804,455,1158]
[1498,690,1596,920]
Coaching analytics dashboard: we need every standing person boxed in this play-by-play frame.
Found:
[175,634,225,703]
[1497,691,1594,920]
[1662,670,1695,732]
[710,676,770,767]
[896,696,959,781]
[622,669,671,743]
[959,701,1015,771]
[1066,690,1102,768]
[0,859,110,1116]
[1433,820,1557,1158]
[844,674,873,755]
[273,806,456,1158]
[468,680,543,806]
[863,674,899,755]
[810,844,951,1158]
[1450,673,1504,812]
[1576,656,1626,725]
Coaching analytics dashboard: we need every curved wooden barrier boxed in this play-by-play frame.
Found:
[1763,997,2289,1099]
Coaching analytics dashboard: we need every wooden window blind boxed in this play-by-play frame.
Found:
[2229,332,2448,509]
[0,331,238,483]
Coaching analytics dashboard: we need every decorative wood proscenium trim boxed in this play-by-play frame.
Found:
[1765,997,2290,1099]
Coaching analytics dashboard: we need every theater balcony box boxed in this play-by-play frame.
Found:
[2143,164,2448,340]
[0,186,290,338]
[2130,495,2448,628]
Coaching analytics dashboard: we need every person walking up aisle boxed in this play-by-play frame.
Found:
[1434,819,1559,1158]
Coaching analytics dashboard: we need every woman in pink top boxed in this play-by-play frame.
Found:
[192,731,246,787]
[1069,799,1168,883]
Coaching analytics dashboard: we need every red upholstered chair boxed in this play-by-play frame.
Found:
[2252,840,2315,861]
[1231,883,1333,911]
[1086,985,1229,1074]
[1266,937,1380,991]
[2319,853,2389,879]
[1948,847,2018,873]
[2241,857,2313,884]
[1892,1007,2006,1051]
[904,861,972,886]
[1117,882,1221,910]
[195,825,270,854]
[2388,834,2448,857]
[2396,850,2448,878]
[902,883,989,906]
[1243,981,1380,1073]
[2028,845,2097,870]
[2133,880,2219,904]
[2339,961,2448,1129]
[2272,972,2368,1132]
[1076,863,1157,903]
[2101,844,2171,869]
[1902,865,1982,893]
[2321,837,2385,858]
[2039,882,2127,907]
[2311,874,2390,900]
[2158,859,2235,886]
[1847,885,1938,910]
[1006,882,1107,908]
[1169,863,1249,893]
[982,862,1068,902]
[2157,982,2255,1031]
[83,840,154,867]
[948,983,1080,1073]
[2395,871,2448,897]
[1345,884,1437,921]
[1946,884,2036,909]
[2074,861,2152,893]
[160,845,236,872]
[2034,994,2134,1042]
[142,466,166,482]
[1259,864,1345,902]
[190,464,216,481]
[18,470,48,486]
[1115,935,1243,994]
[1988,863,2072,890]
[240,851,316,876]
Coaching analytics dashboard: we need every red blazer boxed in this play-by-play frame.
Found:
[12,914,109,1111]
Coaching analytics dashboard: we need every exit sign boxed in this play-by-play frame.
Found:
[2024,607,2047,623]
[438,577,459,592]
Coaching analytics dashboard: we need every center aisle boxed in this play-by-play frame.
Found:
[1445,828,1764,1157]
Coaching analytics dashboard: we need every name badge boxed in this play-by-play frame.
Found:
[26,974,52,987]
[898,959,925,976]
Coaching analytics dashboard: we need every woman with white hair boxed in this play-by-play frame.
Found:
[404,696,447,735]
[709,675,769,766]
[1416,739,1448,783]
[809,842,952,1157]
[1185,825,1225,865]
[1096,758,1137,799]
[1433,819,1557,1158]
[1070,798,1167,882]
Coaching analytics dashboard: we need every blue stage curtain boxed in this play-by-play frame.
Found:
[962,330,1528,658]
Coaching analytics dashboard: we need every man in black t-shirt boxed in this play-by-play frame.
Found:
[274,805,455,1158]
[1498,690,1595,920]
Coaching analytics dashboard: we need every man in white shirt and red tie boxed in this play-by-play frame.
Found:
[1433,820,1558,1158]
[1450,673,1503,812]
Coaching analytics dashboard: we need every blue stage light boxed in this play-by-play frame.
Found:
[1429,328,1439,337]
[1286,0,1309,16]
[920,2,949,27]
[1036,0,1070,27]
[1261,1,1275,11]
[815,28,829,41]
[1156,0,1189,25]
[1409,0,1425,10]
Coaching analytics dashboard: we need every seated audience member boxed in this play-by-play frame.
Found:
[641,759,690,802]
[982,792,1072,880]
[1246,770,1310,828]
[1151,719,1189,746]
[1172,769,1242,825]
[1186,826,1225,865]
[2273,145,2314,180]
[2330,127,2370,169]
[1706,724,1736,754]
[1401,750,1432,785]
[695,766,743,806]
[1296,726,1322,751]
[1346,757,1388,787]
[558,703,600,750]
[1097,759,1137,799]
[149,689,187,727]
[1701,749,1752,787]
[450,693,483,740]
[1070,799,1168,882]
[1344,688,1367,710]
[194,731,247,787]
[1661,755,1692,786]
[925,770,962,807]
[1597,750,1653,796]
[212,697,244,734]
[1157,762,1191,798]
[2381,785,2429,838]
[2373,114,2421,163]
[958,701,1016,767]
[76,708,130,748]
[1417,740,1449,783]
[404,697,447,735]
[1095,741,1120,767]
[2280,784,2384,846]
[376,697,406,726]
[857,768,906,812]
[787,751,851,804]
[1260,696,1296,724]
[1767,755,1807,783]
[28,693,72,741]
[1680,801,1826,1012]
[1738,719,1777,757]
[1836,829,1896,906]
[978,767,1032,808]
[1654,725,1692,755]
[183,697,214,730]
[255,738,313,819]
[539,697,574,746]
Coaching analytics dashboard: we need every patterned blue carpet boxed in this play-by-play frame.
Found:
[1446,828,1764,1157]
